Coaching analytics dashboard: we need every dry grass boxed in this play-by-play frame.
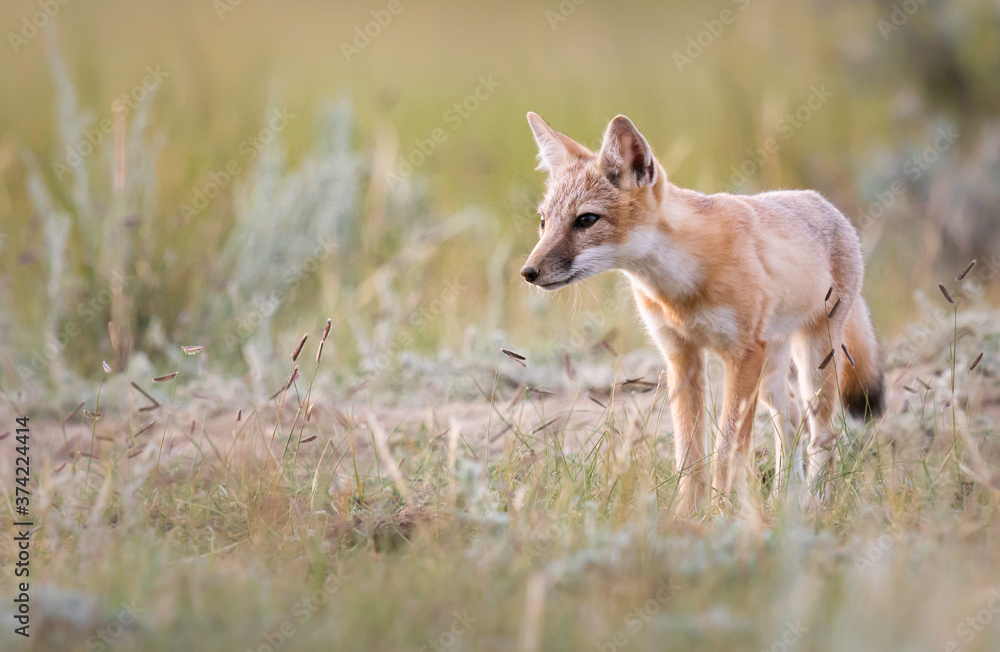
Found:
[2,300,1000,651]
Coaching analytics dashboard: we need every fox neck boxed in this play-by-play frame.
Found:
[615,181,705,304]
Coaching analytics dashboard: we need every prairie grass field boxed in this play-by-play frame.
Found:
[2,1,1000,650]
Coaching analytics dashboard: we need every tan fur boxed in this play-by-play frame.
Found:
[522,112,884,513]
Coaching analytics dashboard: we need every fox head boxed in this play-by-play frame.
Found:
[520,112,664,290]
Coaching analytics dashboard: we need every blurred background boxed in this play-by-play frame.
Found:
[1,0,999,406]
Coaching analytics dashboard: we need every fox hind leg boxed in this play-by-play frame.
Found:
[713,342,766,506]
[791,326,842,500]
[758,338,804,493]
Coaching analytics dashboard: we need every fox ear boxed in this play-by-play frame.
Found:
[599,115,657,188]
[527,112,590,173]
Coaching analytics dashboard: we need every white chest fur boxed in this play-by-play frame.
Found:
[620,227,703,300]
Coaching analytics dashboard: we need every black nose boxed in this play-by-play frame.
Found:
[521,265,539,283]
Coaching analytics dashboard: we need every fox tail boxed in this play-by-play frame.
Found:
[839,298,885,420]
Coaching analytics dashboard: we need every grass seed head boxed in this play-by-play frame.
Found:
[938,283,955,305]
[957,259,977,281]
[841,344,856,368]
[292,333,308,361]
[133,420,157,437]
[818,349,835,370]
[502,348,527,366]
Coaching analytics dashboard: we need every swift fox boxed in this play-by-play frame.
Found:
[521,112,883,513]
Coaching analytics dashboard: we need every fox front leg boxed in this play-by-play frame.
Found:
[713,342,766,508]
[664,342,709,516]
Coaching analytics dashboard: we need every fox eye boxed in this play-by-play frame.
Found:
[539,215,545,231]
[574,213,600,229]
